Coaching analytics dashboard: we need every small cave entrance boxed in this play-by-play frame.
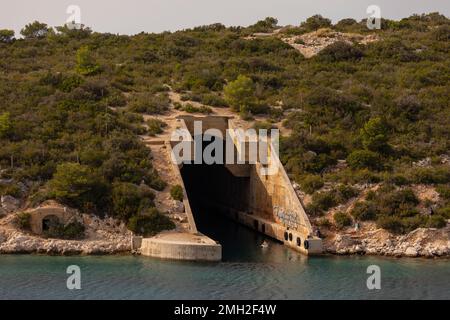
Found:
[42,215,60,232]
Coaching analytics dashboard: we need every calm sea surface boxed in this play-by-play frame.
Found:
[1,211,449,300]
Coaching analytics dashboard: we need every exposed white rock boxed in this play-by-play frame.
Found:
[323,225,449,257]
[405,247,418,257]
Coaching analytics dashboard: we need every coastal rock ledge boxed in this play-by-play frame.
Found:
[323,226,450,258]
[0,202,132,255]
[0,231,131,255]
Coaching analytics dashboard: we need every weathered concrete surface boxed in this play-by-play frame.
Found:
[174,115,322,255]
[25,201,79,235]
[140,231,221,261]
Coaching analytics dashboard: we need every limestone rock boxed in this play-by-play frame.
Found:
[1,195,20,213]
[170,200,185,214]
[405,247,418,257]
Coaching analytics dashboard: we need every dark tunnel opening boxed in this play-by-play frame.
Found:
[179,136,282,261]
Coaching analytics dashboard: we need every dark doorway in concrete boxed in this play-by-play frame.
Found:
[42,215,60,232]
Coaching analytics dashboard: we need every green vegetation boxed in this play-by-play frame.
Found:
[146,118,167,136]
[170,185,184,201]
[334,211,353,229]
[0,112,11,138]
[44,220,85,240]
[0,13,449,236]
[76,46,101,76]
[307,185,358,216]
[127,208,175,236]
[298,174,324,194]
[349,185,448,233]
[180,103,212,114]
[16,212,31,230]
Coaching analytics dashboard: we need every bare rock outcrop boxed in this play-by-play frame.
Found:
[324,225,450,257]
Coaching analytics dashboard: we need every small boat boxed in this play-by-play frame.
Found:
[261,240,269,248]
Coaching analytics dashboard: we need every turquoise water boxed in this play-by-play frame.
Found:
[1,212,449,300]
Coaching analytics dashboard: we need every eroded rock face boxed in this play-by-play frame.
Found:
[324,225,450,257]
[0,229,131,255]
[170,200,185,214]
[1,195,20,213]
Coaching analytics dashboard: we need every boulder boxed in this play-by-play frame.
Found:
[405,247,418,257]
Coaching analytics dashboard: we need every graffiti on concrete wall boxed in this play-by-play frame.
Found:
[273,205,300,230]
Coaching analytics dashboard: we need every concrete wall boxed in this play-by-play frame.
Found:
[140,237,221,261]
[171,116,322,255]
[27,205,77,235]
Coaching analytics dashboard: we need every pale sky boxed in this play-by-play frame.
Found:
[2,0,449,35]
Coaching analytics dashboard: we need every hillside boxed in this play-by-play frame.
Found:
[0,14,449,255]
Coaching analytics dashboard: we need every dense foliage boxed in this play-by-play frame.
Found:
[0,13,449,234]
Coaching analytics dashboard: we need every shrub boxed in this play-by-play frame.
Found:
[146,118,167,136]
[436,185,450,201]
[0,29,15,43]
[301,15,332,31]
[385,173,410,186]
[432,24,450,41]
[0,183,22,198]
[111,182,155,221]
[318,41,364,62]
[128,93,170,114]
[106,93,127,107]
[300,175,324,194]
[127,208,175,236]
[377,188,419,216]
[201,94,228,107]
[47,163,107,210]
[224,75,255,112]
[0,112,11,138]
[376,216,404,234]
[347,150,383,170]
[307,191,338,215]
[44,220,85,239]
[170,185,184,201]
[316,217,332,228]
[182,104,212,114]
[360,117,390,153]
[436,206,450,219]
[350,201,377,221]
[376,214,430,234]
[426,215,447,229]
[334,212,352,229]
[75,46,101,76]
[16,212,31,230]
[412,167,450,184]
[335,184,358,202]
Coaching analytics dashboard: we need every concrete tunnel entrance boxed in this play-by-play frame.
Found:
[173,115,322,256]
[139,115,322,260]
[180,135,250,227]
[179,136,275,258]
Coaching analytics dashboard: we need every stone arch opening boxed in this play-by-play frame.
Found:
[42,215,60,232]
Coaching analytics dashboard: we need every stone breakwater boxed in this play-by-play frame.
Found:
[323,226,450,258]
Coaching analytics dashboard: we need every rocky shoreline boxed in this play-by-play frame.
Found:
[1,226,448,258]
[0,230,131,255]
[322,226,450,258]
[0,202,133,255]
[1,198,448,258]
